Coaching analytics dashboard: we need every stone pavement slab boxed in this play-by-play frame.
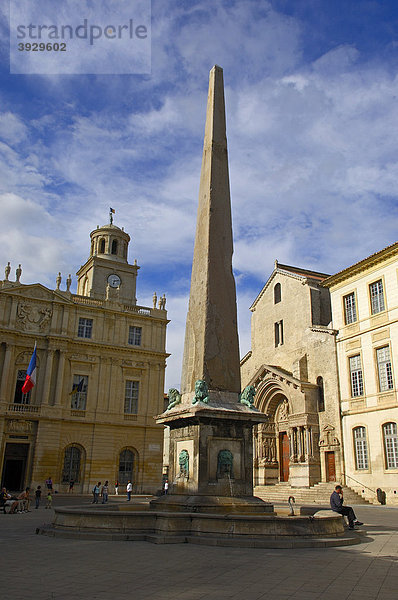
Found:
[0,498,397,600]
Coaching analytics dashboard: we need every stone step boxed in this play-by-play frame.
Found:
[254,484,372,505]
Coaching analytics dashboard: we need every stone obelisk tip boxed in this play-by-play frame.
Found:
[180,66,241,396]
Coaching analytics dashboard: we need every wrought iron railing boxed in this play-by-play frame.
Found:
[342,472,376,495]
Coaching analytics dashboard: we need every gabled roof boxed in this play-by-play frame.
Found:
[250,261,330,311]
[323,241,398,288]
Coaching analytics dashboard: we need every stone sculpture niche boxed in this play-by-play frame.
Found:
[178,449,189,479]
[216,449,234,479]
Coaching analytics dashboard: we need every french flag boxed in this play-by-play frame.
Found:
[22,343,37,394]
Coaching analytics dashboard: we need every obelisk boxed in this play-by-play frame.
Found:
[180,65,241,396]
[155,66,269,510]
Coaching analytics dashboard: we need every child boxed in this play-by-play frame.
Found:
[35,485,41,509]
[45,490,52,509]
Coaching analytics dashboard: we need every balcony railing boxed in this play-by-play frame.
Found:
[124,414,138,421]
[7,403,40,414]
[71,410,86,417]
[72,294,153,316]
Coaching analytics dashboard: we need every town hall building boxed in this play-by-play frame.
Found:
[0,218,168,494]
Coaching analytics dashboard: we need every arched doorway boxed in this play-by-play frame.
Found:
[251,365,322,488]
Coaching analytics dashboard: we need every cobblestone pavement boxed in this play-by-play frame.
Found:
[1,497,397,600]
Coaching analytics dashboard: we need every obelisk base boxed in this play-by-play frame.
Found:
[156,399,268,500]
[150,494,274,514]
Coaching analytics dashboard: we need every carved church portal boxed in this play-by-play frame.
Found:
[325,451,336,482]
[279,432,289,482]
[1,443,29,491]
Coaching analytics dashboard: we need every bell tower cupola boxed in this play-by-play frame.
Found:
[76,211,139,305]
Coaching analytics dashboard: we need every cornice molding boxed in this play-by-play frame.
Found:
[323,241,398,288]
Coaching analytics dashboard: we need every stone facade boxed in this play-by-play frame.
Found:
[241,262,343,488]
[324,242,398,504]
[0,221,168,494]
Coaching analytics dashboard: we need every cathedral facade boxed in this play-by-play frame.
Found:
[0,220,168,494]
[241,262,343,489]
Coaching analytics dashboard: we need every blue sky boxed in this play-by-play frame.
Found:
[1,0,398,390]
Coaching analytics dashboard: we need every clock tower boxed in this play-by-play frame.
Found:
[76,219,139,305]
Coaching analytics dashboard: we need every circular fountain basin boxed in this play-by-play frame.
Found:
[37,503,362,548]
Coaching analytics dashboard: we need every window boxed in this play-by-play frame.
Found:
[99,238,105,253]
[125,380,139,414]
[274,320,283,347]
[377,346,393,392]
[111,239,118,255]
[274,283,281,304]
[349,355,363,397]
[14,370,30,404]
[369,279,385,314]
[118,449,135,484]
[62,446,81,483]
[383,422,398,469]
[77,317,93,338]
[353,427,368,470]
[344,292,357,324]
[71,375,88,410]
[128,326,142,346]
[317,376,325,412]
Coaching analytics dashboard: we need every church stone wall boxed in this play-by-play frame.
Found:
[241,266,343,487]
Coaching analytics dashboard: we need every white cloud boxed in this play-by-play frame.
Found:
[1,1,398,393]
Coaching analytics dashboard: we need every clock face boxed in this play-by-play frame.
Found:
[108,274,121,288]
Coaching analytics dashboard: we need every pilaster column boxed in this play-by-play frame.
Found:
[289,427,295,462]
[0,344,13,402]
[297,426,302,461]
[54,351,66,406]
[41,350,54,405]
[304,425,310,461]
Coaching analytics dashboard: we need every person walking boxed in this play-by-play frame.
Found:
[92,482,101,504]
[330,485,363,530]
[45,490,53,509]
[45,476,53,491]
[164,480,169,495]
[101,481,109,504]
[68,478,75,493]
[115,480,119,495]
[35,485,42,509]
[126,481,132,501]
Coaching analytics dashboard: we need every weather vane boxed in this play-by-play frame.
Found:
[109,207,115,225]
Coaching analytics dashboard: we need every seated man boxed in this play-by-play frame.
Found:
[9,487,30,514]
[330,485,363,530]
[0,487,11,514]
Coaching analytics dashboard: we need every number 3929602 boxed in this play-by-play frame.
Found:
[18,42,67,51]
